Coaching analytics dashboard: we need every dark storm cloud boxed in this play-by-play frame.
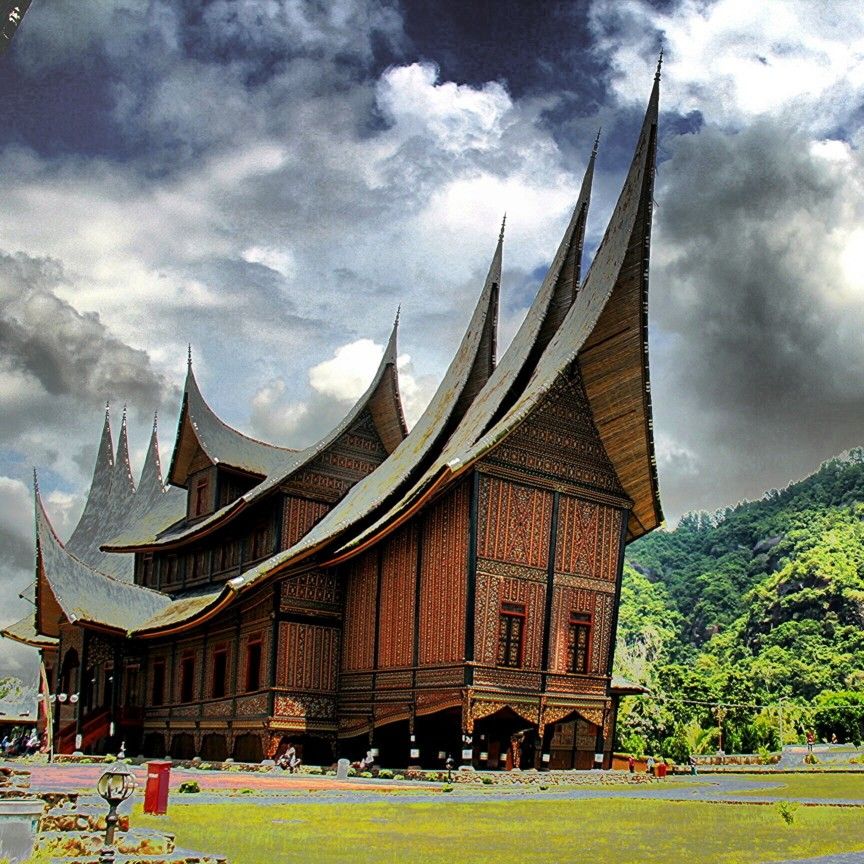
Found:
[0,251,167,405]
[650,121,864,518]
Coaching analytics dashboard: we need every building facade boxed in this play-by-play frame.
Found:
[3,71,663,771]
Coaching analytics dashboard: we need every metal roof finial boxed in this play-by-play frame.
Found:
[655,46,664,82]
[394,304,401,328]
[593,128,602,156]
[499,213,506,243]
[32,467,39,494]
[152,410,159,432]
[187,344,193,369]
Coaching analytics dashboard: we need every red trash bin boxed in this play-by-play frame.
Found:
[144,761,171,814]
[656,762,667,778]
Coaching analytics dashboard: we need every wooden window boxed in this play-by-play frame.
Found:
[496,602,525,668]
[192,475,210,517]
[179,653,195,703]
[211,647,228,699]
[250,523,272,561]
[245,638,263,692]
[140,554,153,586]
[568,612,592,674]
[192,550,207,581]
[165,555,179,584]
[151,660,165,706]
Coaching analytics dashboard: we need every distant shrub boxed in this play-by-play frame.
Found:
[360,771,373,778]
[178,781,200,794]
[481,777,493,785]
[103,754,116,763]
[777,802,798,825]
[378,769,394,779]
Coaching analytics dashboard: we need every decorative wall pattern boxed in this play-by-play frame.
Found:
[277,621,338,691]
[282,496,330,548]
[342,554,377,670]
[478,477,552,568]
[285,411,389,504]
[274,694,335,719]
[555,497,622,579]
[280,569,341,615]
[484,374,625,497]
[549,584,616,676]
[418,482,470,664]
[376,525,418,669]
[473,569,545,669]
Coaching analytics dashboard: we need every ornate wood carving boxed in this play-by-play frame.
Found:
[376,526,418,669]
[277,621,338,691]
[280,569,341,614]
[342,555,377,671]
[483,373,625,497]
[274,694,335,719]
[555,497,622,580]
[282,497,330,550]
[417,482,469,664]
[478,476,553,569]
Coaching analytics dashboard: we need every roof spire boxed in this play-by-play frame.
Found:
[499,213,506,243]
[187,344,193,369]
[593,127,602,155]
[32,467,39,495]
[152,410,158,432]
[394,305,401,328]
[655,46,663,82]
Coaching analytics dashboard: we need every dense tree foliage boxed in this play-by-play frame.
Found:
[615,449,864,759]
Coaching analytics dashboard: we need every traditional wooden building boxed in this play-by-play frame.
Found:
[3,70,663,770]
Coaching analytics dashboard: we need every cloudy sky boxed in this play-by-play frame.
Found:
[1,0,863,678]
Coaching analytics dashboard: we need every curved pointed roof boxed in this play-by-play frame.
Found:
[32,479,172,637]
[338,141,601,555]
[443,73,663,541]
[213,228,503,593]
[0,613,58,649]
[168,357,299,487]
[65,405,113,560]
[105,316,407,551]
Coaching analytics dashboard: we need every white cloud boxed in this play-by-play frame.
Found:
[377,63,513,152]
[590,0,864,130]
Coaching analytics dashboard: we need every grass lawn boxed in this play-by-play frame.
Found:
[135,798,864,864]
[731,772,864,800]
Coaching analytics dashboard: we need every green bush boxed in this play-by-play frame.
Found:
[378,769,394,779]
[481,776,493,785]
[394,774,405,781]
[442,785,453,793]
[360,771,373,778]
[103,754,116,763]
[178,780,201,794]
[777,802,798,825]
[347,767,357,777]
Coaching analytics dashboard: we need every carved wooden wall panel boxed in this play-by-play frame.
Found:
[280,569,341,615]
[277,622,338,691]
[376,525,418,669]
[555,497,622,580]
[417,482,469,664]
[478,476,552,569]
[282,496,330,548]
[285,412,389,504]
[342,554,377,671]
[549,583,615,676]
[473,563,545,669]
[483,374,625,497]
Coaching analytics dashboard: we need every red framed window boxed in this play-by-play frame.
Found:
[211,647,228,698]
[497,602,526,668]
[151,660,165,706]
[245,638,263,692]
[568,612,592,674]
[179,653,195,702]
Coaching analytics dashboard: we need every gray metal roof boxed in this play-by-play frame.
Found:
[230,230,503,591]
[105,317,405,551]
[342,142,600,554]
[34,485,171,635]
[0,613,58,648]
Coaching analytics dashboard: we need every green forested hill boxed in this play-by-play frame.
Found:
[615,448,864,758]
